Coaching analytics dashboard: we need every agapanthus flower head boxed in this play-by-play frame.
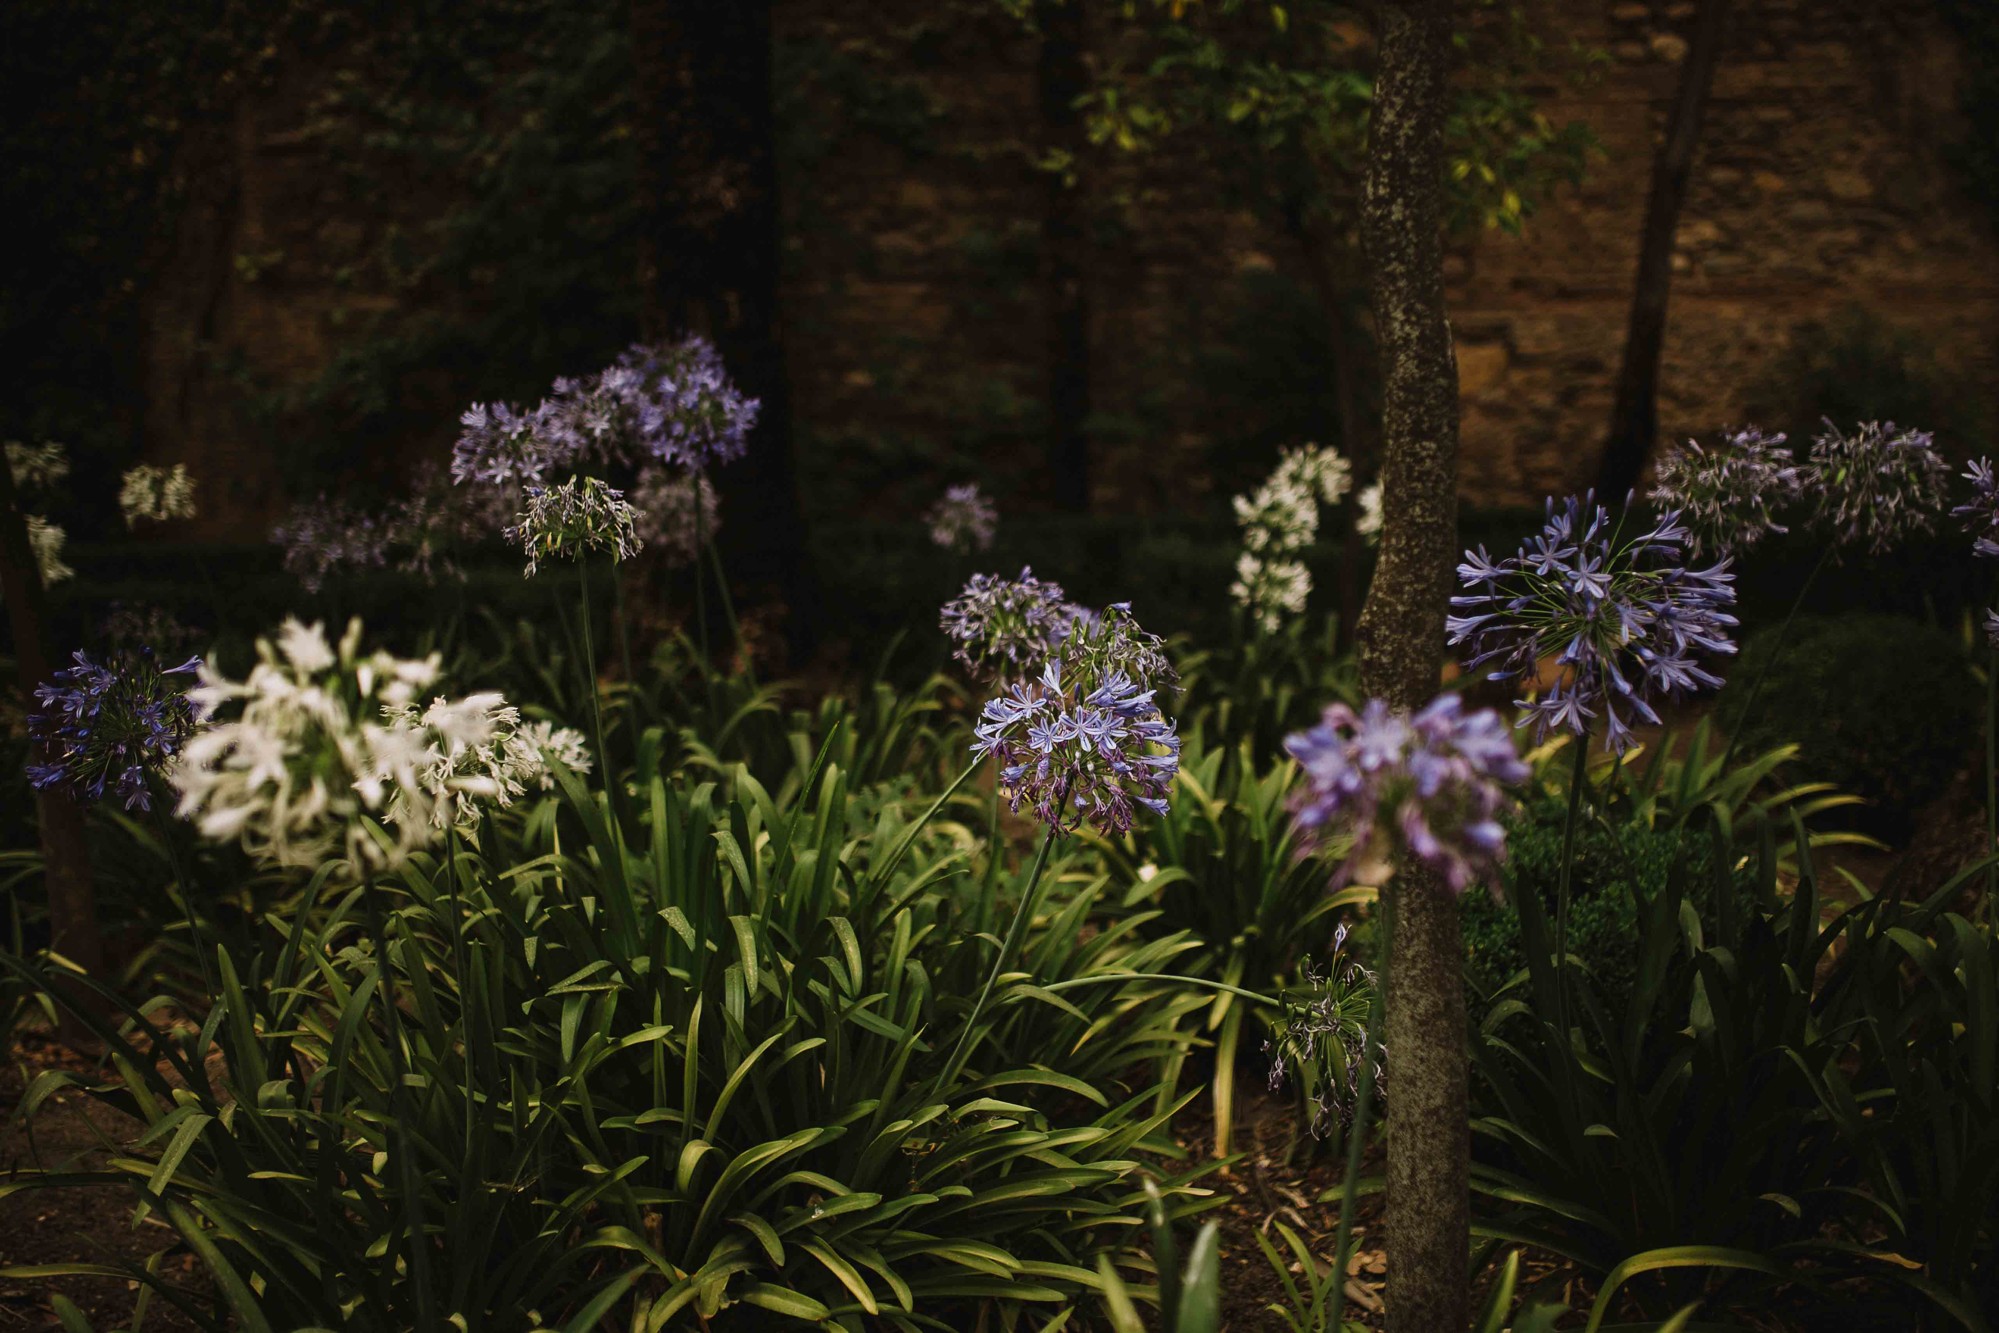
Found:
[631,466,720,568]
[119,463,198,528]
[452,399,573,489]
[27,646,202,812]
[1804,418,1949,557]
[1285,693,1527,898]
[273,465,512,593]
[6,441,69,491]
[510,475,642,577]
[1356,480,1383,547]
[519,719,592,790]
[971,612,1181,838]
[1231,444,1353,632]
[273,498,390,592]
[926,482,999,554]
[1447,492,1738,754]
[100,602,200,657]
[940,566,1074,679]
[1953,457,1999,560]
[381,692,546,830]
[1648,426,1800,558]
[27,516,72,586]
[170,619,477,872]
[1264,927,1384,1137]
[561,337,760,472]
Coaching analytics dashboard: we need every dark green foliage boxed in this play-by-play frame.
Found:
[1720,614,1978,843]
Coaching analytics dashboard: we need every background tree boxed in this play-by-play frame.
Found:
[1036,0,1095,513]
[1595,0,1730,500]
[1355,2,1469,1330]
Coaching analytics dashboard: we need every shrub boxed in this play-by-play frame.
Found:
[1719,613,1977,843]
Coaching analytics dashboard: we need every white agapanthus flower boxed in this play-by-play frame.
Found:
[520,719,593,789]
[6,441,69,491]
[27,516,73,586]
[383,692,547,830]
[1356,480,1383,546]
[171,618,482,873]
[120,463,198,528]
[1230,444,1353,633]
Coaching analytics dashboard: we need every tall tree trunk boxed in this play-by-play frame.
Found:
[630,0,812,655]
[1037,0,1092,513]
[1595,0,1730,500]
[0,454,103,1003]
[1356,4,1466,1332]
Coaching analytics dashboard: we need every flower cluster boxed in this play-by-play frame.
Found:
[119,463,198,528]
[453,337,758,486]
[172,619,459,872]
[27,647,202,812]
[26,515,72,586]
[972,664,1180,838]
[1284,693,1528,897]
[510,476,643,577]
[273,467,513,593]
[631,467,720,568]
[940,567,1076,679]
[519,719,592,789]
[1954,457,1999,561]
[1648,427,1801,558]
[1231,444,1354,633]
[926,483,998,554]
[381,693,547,831]
[1804,419,1949,557]
[6,441,68,491]
[1355,480,1383,547]
[1448,494,1738,753]
[100,602,201,656]
[1264,924,1384,1137]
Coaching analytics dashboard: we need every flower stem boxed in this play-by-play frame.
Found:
[577,557,611,800]
[1324,891,1390,1333]
[361,876,434,1333]
[938,820,1061,1093]
[1554,732,1590,1048]
[148,794,214,1001]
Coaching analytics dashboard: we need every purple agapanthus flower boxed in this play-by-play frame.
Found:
[272,465,512,592]
[1953,457,1999,560]
[1804,419,1949,557]
[1447,493,1738,754]
[1648,426,1802,558]
[971,605,1180,836]
[926,483,998,554]
[1284,693,1528,898]
[940,566,1075,679]
[27,647,202,812]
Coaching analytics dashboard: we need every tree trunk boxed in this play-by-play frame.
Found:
[1595,0,1730,500]
[629,0,813,655]
[1356,4,1466,1331]
[0,451,103,1000]
[1037,0,1092,513]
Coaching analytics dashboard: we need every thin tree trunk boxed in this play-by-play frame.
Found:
[0,452,103,1006]
[1596,0,1730,500]
[1037,0,1092,513]
[630,0,813,656]
[1356,4,1466,1331]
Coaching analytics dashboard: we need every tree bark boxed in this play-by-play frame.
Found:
[1356,4,1466,1331]
[0,452,103,995]
[629,0,813,655]
[1037,0,1092,513]
[1595,0,1730,500]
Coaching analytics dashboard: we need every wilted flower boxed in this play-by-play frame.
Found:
[1285,693,1528,897]
[1447,493,1738,754]
[926,483,998,554]
[519,719,592,789]
[6,441,69,491]
[27,647,202,812]
[971,604,1180,837]
[1231,444,1353,632]
[1648,427,1801,558]
[940,566,1074,679]
[171,619,449,872]
[1804,419,1949,557]
[26,516,72,586]
[1356,480,1383,546]
[510,476,642,577]
[119,463,198,528]
[1264,924,1384,1137]
[631,466,720,568]
[382,693,546,830]
[1953,457,1999,560]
